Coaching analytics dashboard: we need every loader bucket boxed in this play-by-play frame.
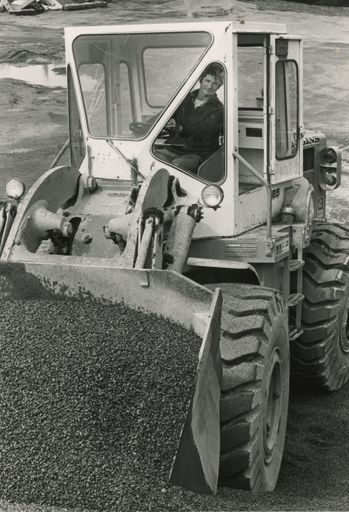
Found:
[0,259,221,495]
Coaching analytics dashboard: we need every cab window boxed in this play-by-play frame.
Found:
[275,60,299,160]
[152,62,225,183]
[73,32,212,139]
[238,46,264,109]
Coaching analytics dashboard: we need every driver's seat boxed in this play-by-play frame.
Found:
[197,146,224,183]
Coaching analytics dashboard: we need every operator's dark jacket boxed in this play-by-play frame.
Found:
[170,90,224,158]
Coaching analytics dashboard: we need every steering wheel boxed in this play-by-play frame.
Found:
[129,122,151,136]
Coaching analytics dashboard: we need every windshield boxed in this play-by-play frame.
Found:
[72,32,212,139]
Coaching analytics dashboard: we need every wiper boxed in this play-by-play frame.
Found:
[106,139,145,181]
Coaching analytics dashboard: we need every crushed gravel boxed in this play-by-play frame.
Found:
[0,298,348,512]
[0,298,202,511]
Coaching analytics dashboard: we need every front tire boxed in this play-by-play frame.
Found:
[217,284,289,491]
[293,222,349,391]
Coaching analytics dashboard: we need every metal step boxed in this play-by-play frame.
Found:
[289,327,304,341]
[289,259,305,272]
[288,293,304,307]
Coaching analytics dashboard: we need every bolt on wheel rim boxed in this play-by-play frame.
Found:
[263,348,282,465]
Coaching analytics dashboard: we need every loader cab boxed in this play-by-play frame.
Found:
[65,22,303,238]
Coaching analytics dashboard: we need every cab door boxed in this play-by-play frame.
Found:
[269,36,303,184]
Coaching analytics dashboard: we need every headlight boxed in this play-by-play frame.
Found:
[201,185,224,208]
[319,146,341,191]
[321,147,337,164]
[6,179,25,200]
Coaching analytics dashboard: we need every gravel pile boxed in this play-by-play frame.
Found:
[0,298,202,511]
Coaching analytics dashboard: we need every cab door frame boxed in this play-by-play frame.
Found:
[268,35,303,184]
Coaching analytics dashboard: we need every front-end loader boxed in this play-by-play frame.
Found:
[0,20,347,495]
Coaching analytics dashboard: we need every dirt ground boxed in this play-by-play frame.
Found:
[0,1,348,511]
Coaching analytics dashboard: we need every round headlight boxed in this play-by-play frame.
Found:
[6,179,25,199]
[322,147,337,164]
[201,185,224,208]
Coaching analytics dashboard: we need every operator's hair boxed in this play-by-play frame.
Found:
[199,63,224,86]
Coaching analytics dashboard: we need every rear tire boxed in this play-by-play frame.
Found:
[293,222,349,391]
[216,284,289,491]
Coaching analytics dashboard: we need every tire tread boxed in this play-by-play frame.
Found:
[218,284,289,490]
[294,223,349,390]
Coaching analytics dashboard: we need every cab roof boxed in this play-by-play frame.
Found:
[64,20,288,39]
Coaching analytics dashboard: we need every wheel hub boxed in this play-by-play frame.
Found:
[263,348,282,465]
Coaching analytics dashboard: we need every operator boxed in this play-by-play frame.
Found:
[154,63,224,174]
